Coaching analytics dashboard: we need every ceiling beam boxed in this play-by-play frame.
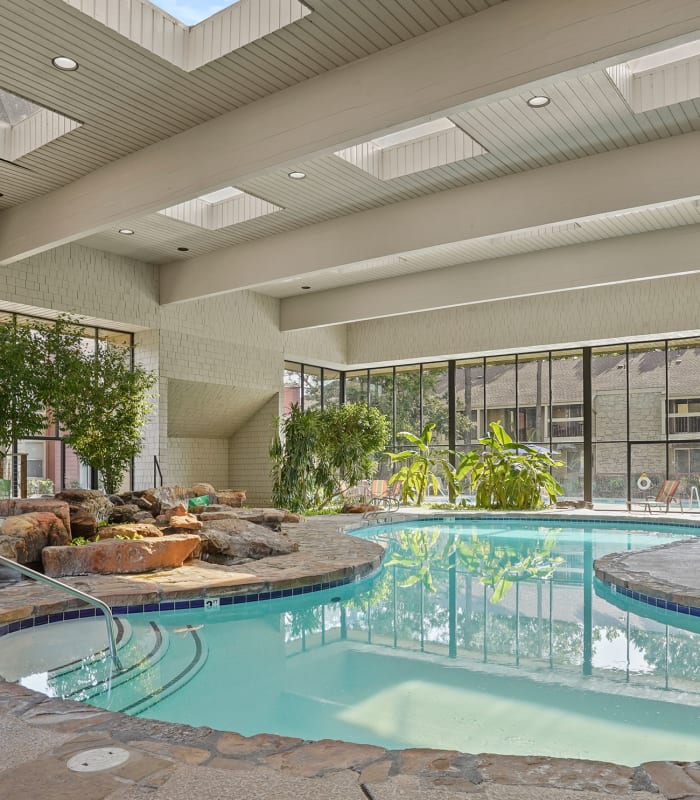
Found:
[1,0,699,265]
[160,131,700,303]
[279,225,700,330]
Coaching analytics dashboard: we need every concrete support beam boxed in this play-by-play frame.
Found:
[1,0,699,265]
[161,132,700,304]
[279,225,700,330]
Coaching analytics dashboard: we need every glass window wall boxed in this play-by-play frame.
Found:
[291,335,700,508]
[1,312,134,493]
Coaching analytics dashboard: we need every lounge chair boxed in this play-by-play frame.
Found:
[362,479,401,521]
[336,480,370,505]
[642,479,683,513]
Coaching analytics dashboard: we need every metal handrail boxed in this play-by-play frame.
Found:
[0,556,122,670]
[153,454,163,487]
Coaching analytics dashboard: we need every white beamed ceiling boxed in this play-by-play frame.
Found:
[0,0,504,208]
[79,66,700,267]
[252,198,700,298]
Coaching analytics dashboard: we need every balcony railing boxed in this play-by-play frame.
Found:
[668,415,700,435]
[551,420,584,438]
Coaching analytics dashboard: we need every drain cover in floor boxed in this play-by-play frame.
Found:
[67,747,130,772]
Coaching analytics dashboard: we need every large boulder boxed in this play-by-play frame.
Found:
[108,504,142,524]
[217,490,246,508]
[54,489,113,523]
[199,517,298,562]
[192,482,218,503]
[152,485,195,510]
[0,512,71,564]
[111,491,161,517]
[70,511,98,539]
[42,534,201,577]
[164,503,188,521]
[133,510,157,523]
[0,499,71,533]
[166,513,203,531]
[199,510,239,521]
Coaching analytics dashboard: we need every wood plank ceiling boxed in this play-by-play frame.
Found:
[1,0,699,299]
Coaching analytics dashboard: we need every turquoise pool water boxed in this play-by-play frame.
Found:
[3,518,700,765]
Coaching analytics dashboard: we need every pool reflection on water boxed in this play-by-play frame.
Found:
[4,518,700,766]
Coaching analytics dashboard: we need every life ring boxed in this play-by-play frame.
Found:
[637,475,652,492]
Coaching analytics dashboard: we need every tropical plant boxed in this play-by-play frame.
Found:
[52,335,156,495]
[456,421,564,509]
[70,536,97,546]
[385,422,457,505]
[270,402,390,512]
[270,404,320,512]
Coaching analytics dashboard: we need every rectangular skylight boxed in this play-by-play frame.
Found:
[626,38,700,73]
[0,89,42,128]
[149,0,237,26]
[198,186,243,204]
[371,118,456,149]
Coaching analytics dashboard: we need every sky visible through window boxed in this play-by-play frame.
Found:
[150,0,236,25]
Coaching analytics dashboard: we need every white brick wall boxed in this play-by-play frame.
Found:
[0,244,352,500]
[0,243,159,328]
[230,395,280,506]
[167,438,231,488]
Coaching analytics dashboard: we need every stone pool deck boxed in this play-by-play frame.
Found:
[2,512,700,800]
[0,515,384,626]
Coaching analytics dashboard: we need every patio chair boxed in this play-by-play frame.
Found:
[643,479,683,513]
[336,480,370,505]
[362,479,401,521]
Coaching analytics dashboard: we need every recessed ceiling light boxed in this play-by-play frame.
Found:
[301,285,311,290]
[118,228,135,235]
[177,247,189,252]
[52,56,79,71]
[527,95,551,108]
[288,171,306,180]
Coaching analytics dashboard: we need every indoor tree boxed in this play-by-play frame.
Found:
[270,402,391,512]
[0,315,83,465]
[52,333,156,494]
[0,317,53,459]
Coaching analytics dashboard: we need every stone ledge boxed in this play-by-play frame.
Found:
[594,537,700,614]
[0,516,384,625]
[0,681,679,798]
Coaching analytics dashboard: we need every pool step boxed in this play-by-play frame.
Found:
[49,617,134,679]
[116,624,208,716]
[48,619,169,703]
[61,620,209,715]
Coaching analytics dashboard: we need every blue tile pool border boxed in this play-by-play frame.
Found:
[0,574,359,638]
[6,512,700,638]
[597,577,700,617]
